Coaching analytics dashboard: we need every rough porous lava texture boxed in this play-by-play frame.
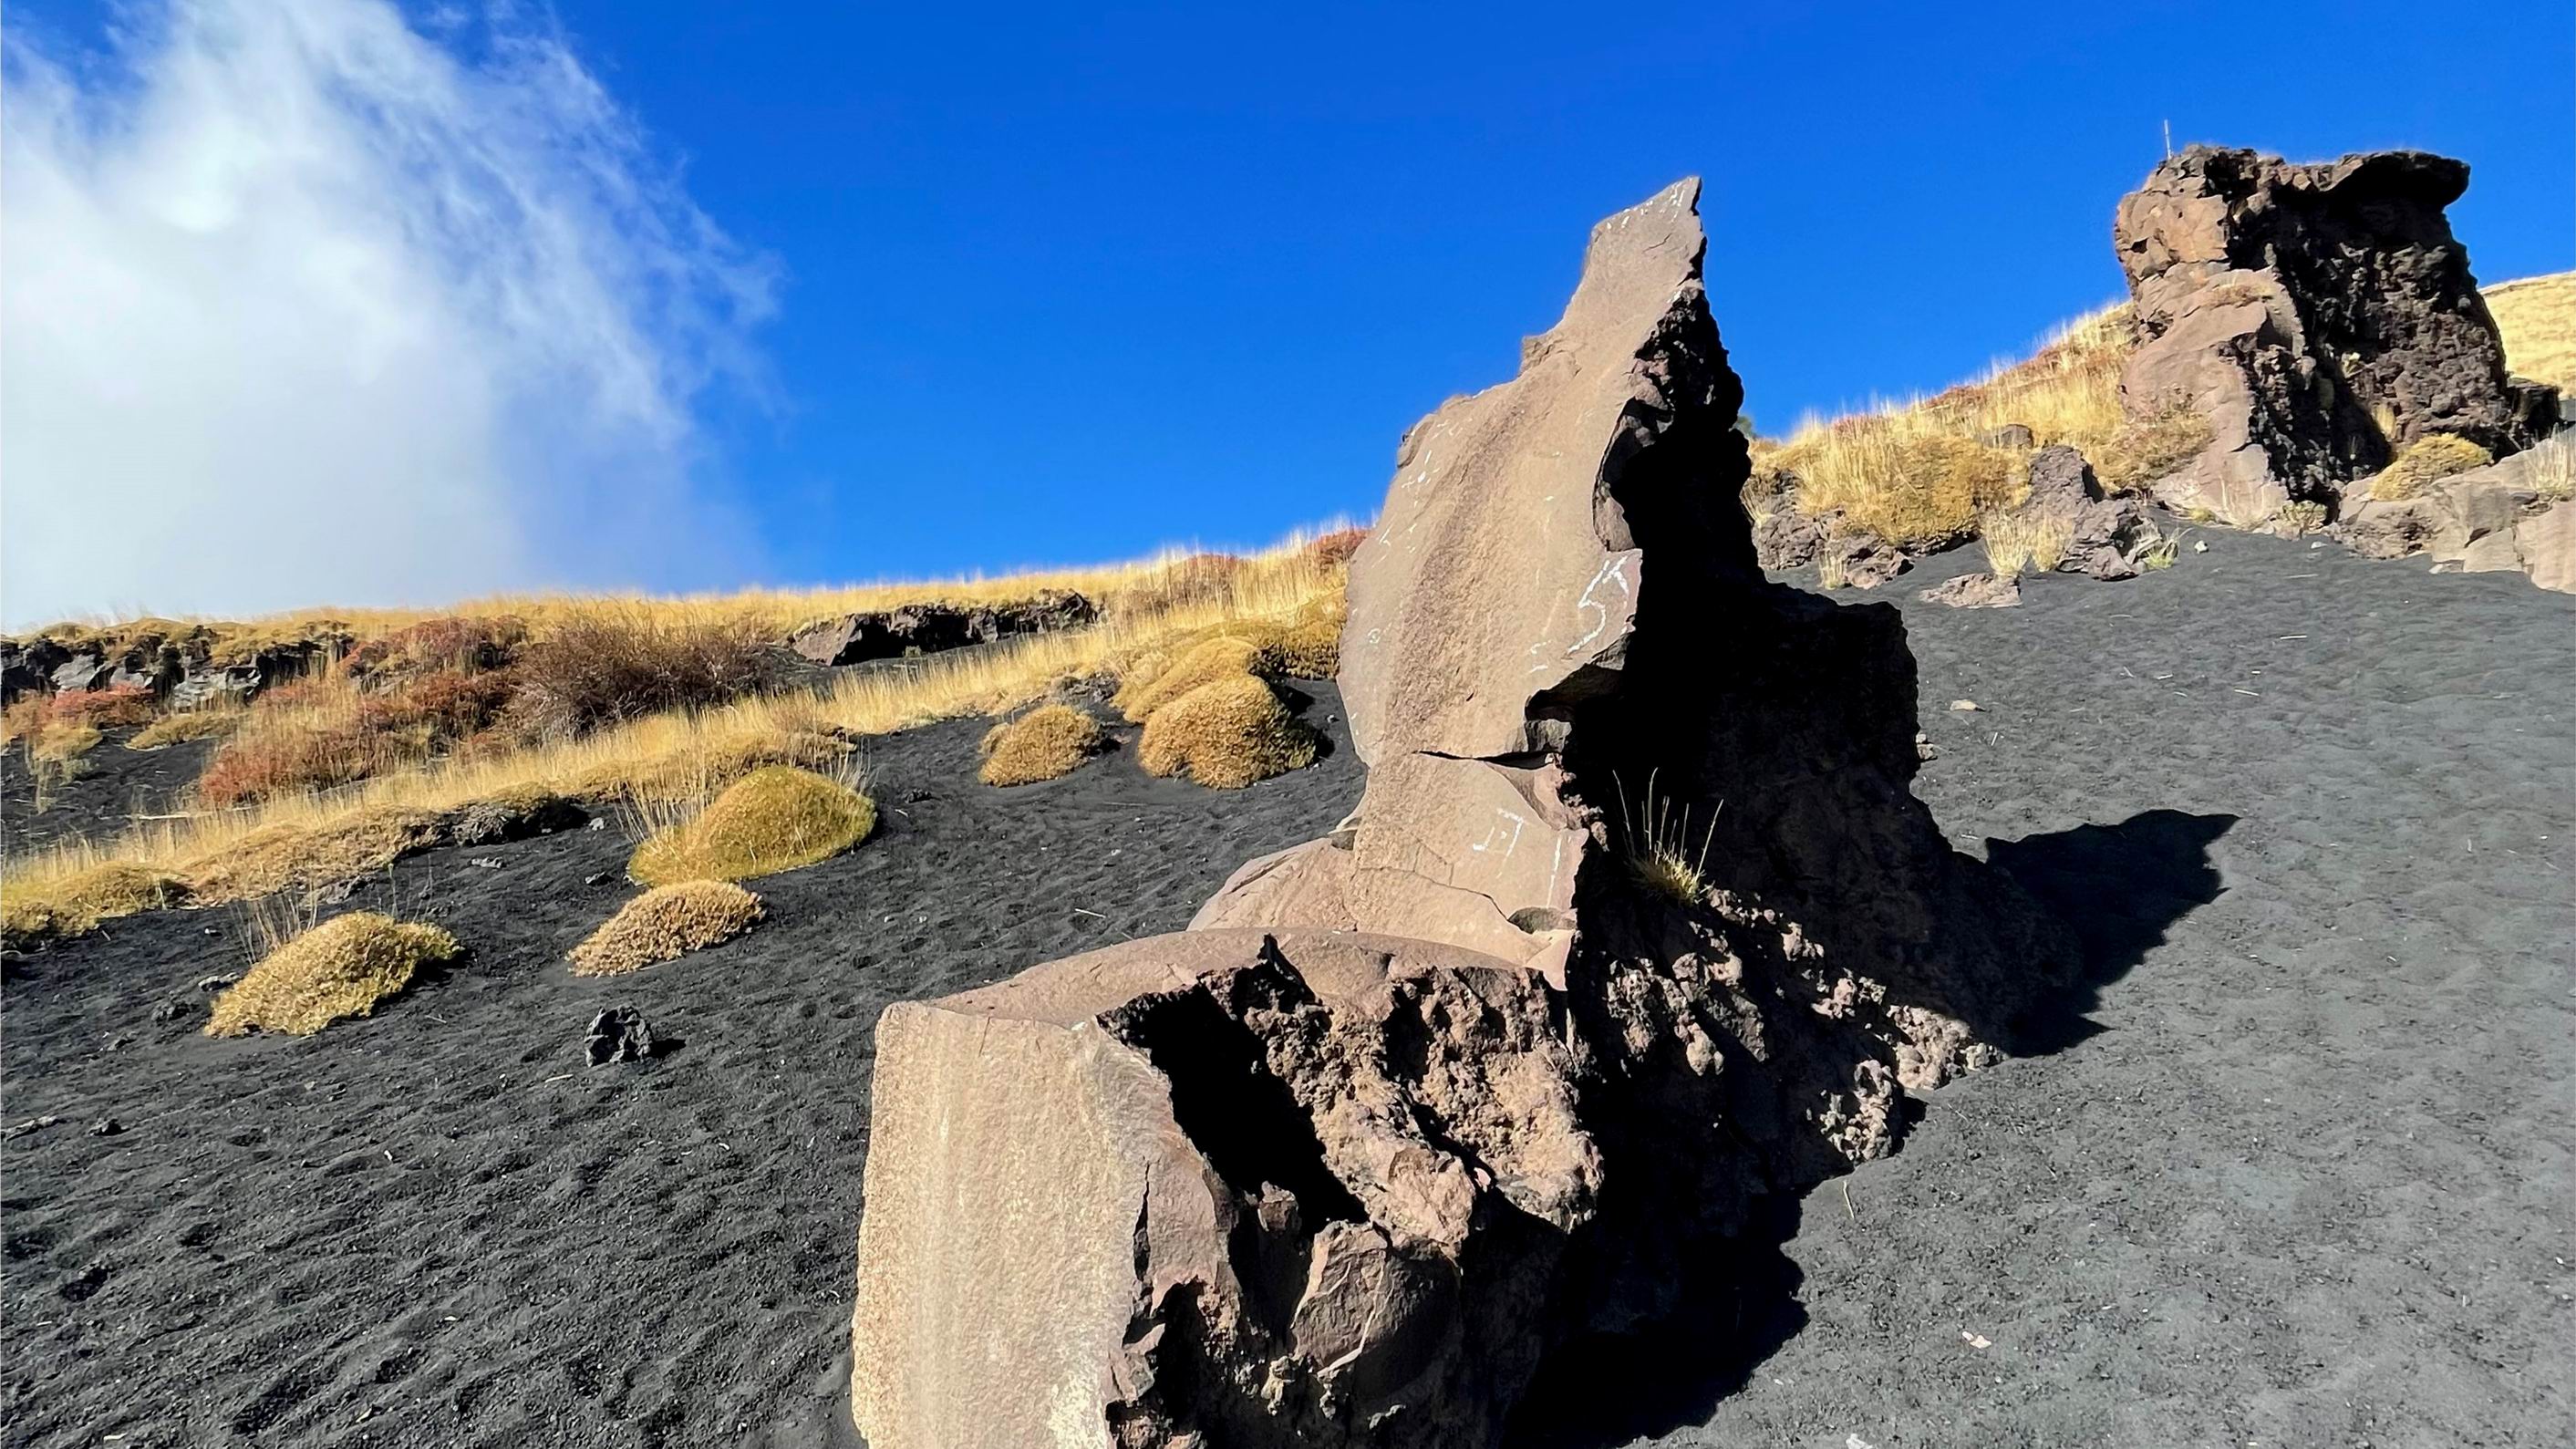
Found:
[848,179,2070,1448]
[2113,145,2558,525]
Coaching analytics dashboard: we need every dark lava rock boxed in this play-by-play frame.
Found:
[2113,145,2558,523]
[584,1009,660,1067]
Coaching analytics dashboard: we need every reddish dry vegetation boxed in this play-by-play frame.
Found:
[1309,527,1367,568]
[505,615,775,741]
[338,616,528,687]
[192,613,781,807]
[5,685,160,739]
[195,672,520,807]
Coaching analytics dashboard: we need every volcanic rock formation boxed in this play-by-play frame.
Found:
[787,589,1097,668]
[2113,146,2558,524]
[848,179,2071,1449]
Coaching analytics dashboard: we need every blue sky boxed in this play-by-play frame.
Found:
[5,2,2570,618]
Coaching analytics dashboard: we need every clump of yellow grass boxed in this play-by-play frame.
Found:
[978,704,1108,787]
[1979,511,2076,576]
[205,911,459,1038]
[2370,434,2493,501]
[1753,305,2218,544]
[1137,675,1320,789]
[569,881,765,976]
[628,766,876,886]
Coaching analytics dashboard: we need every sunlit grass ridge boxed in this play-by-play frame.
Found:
[3,533,1349,947]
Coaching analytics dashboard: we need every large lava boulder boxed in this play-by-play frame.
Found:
[2112,145,2558,524]
[849,180,2072,1449]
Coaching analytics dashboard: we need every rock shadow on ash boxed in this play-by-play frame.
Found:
[1499,807,2233,1447]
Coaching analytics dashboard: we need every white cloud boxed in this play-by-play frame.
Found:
[1,0,775,626]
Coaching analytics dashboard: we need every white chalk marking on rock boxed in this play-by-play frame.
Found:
[1567,554,1632,655]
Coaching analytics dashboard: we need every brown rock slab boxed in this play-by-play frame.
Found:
[2337,436,2576,593]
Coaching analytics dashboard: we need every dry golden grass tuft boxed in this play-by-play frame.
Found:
[1764,427,2024,548]
[2087,404,2216,494]
[2371,434,2494,501]
[1114,635,1273,722]
[1255,615,1342,680]
[1757,305,2136,542]
[1136,674,1319,789]
[2,533,1345,946]
[1617,771,1717,905]
[568,880,764,976]
[28,720,103,764]
[2485,272,2575,395]
[205,911,459,1038]
[628,765,876,885]
[2,864,188,949]
[2529,440,2575,503]
[129,708,246,750]
[1979,511,2075,576]
[978,704,1108,787]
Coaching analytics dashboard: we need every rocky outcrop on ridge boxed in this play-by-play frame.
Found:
[2113,146,2558,525]
[847,180,2072,1449]
[1,626,342,709]
[786,589,1096,667]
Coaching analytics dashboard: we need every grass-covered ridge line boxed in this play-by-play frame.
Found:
[3,533,1354,949]
[1750,274,2566,557]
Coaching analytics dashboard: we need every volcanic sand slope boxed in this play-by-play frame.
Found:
[0,683,1358,1448]
[5,544,2572,1445]
[1607,536,2573,1449]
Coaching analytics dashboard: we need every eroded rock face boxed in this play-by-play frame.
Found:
[853,179,2071,1448]
[1,627,330,709]
[2113,146,2557,525]
[851,929,1596,1449]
